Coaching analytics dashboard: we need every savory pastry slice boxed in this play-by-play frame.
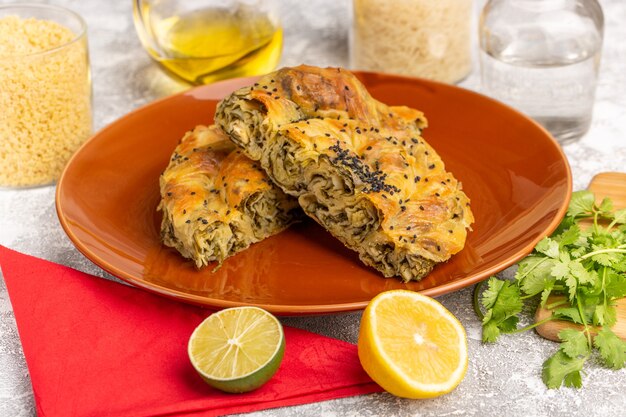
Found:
[158,124,301,268]
[215,65,473,282]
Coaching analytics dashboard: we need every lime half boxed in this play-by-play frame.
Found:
[188,306,285,393]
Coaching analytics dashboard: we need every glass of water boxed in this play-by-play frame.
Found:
[479,0,604,145]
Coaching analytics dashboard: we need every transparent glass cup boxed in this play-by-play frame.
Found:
[0,4,92,188]
[133,0,283,85]
[479,0,604,145]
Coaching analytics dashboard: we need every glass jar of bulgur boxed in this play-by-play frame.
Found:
[0,4,92,188]
[351,0,473,84]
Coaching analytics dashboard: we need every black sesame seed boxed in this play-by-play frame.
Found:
[436,245,441,251]
[366,146,372,150]
[448,230,453,233]
[401,206,406,212]
[428,164,435,169]
[344,85,350,91]
[406,226,411,231]
[167,192,172,196]
[435,192,440,197]
[296,85,301,91]
[403,174,408,179]
[419,205,424,210]
[202,219,208,224]
[185,220,191,224]
[182,209,186,214]
[390,225,394,230]
[190,191,196,195]
[414,176,421,183]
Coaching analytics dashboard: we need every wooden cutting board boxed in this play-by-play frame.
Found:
[535,172,626,342]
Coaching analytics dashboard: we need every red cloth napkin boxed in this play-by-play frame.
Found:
[0,246,382,417]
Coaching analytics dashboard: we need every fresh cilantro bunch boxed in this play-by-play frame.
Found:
[473,191,626,389]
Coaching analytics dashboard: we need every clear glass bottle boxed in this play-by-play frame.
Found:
[479,0,603,145]
[351,0,473,84]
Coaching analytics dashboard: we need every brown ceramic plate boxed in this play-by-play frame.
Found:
[56,72,572,315]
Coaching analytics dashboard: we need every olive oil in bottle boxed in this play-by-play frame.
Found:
[134,4,282,84]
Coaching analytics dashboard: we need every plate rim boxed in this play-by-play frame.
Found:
[55,71,572,315]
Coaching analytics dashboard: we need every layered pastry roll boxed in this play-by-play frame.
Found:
[158,125,301,268]
[215,65,473,282]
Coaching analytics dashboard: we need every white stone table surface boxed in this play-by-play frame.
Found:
[1,0,625,416]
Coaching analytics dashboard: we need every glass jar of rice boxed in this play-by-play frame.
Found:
[0,4,92,188]
[351,0,473,84]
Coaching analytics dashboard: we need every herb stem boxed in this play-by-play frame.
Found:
[504,316,556,334]
[576,294,593,348]
[578,248,626,260]
[472,281,486,321]
[546,300,569,310]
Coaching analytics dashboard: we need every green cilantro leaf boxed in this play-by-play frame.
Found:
[605,269,626,299]
[569,260,595,285]
[558,329,590,358]
[553,307,584,324]
[592,304,617,327]
[594,328,626,369]
[567,191,595,218]
[535,237,560,259]
[598,197,613,217]
[550,260,570,280]
[480,277,522,343]
[516,256,555,297]
[564,274,578,302]
[612,208,626,224]
[542,350,585,389]
[556,224,581,247]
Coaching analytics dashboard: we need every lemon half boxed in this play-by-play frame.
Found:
[358,290,468,399]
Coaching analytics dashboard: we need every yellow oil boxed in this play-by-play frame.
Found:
[135,5,282,84]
